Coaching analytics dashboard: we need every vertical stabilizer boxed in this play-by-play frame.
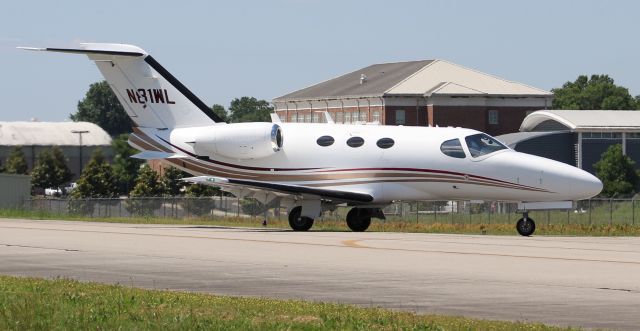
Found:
[23,43,223,129]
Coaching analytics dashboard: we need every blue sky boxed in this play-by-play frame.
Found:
[2,0,639,121]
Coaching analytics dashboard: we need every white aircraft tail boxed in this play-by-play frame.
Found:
[22,43,223,129]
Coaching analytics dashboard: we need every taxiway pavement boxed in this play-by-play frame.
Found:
[1,218,639,330]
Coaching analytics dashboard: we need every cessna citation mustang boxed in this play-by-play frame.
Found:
[22,43,603,236]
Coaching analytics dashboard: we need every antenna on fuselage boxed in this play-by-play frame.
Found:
[270,112,282,123]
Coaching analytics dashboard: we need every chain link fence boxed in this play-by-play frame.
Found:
[17,196,639,225]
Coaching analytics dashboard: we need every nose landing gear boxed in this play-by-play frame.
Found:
[516,212,536,236]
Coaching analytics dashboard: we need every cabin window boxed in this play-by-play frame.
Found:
[346,136,365,148]
[488,110,499,125]
[440,139,466,158]
[465,133,507,158]
[395,109,406,125]
[376,138,395,149]
[316,135,335,147]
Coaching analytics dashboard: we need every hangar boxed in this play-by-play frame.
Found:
[498,110,640,174]
[273,59,553,136]
[0,121,113,179]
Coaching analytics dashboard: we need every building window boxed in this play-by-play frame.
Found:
[290,114,297,123]
[372,111,381,124]
[344,112,352,124]
[627,132,640,139]
[359,112,368,122]
[395,109,405,125]
[336,112,344,124]
[346,136,365,148]
[312,113,320,123]
[304,114,311,123]
[488,110,499,125]
[583,132,623,139]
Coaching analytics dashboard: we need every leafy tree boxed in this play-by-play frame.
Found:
[183,183,220,216]
[127,164,165,216]
[241,199,279,217]
[129,164,164,197]
[71,149,118,198]
[211,104,228,122]
[31,150,56,191]
[593,144,640,197]
[228,97,273,123]
[185,183,220,197]
[5,146,28,174]
[161,166,186,196]
[31,147,72,192]
[552,75,639,110]
[70,81,133,136]
[111,134,143,195]
[51,146,73,186]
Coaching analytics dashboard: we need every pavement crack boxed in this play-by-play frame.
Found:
[0,243,80,252]
[597,287,635,293]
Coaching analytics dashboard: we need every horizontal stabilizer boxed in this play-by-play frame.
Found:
[18,44,146,57]
[131,151,187,160]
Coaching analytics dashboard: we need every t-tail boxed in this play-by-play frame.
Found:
[20,43,223,129]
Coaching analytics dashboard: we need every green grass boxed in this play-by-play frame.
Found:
[1,207,640,236]
[0,275,585,331]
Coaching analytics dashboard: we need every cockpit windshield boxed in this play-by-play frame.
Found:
[464,133,507,158]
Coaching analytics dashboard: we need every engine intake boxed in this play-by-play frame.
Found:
[193,123,283,160]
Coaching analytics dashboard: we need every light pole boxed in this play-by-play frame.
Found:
[71,130,89,174]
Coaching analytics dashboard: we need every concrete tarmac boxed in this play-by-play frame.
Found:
[1,218,639,330]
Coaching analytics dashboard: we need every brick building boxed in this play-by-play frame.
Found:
[273,60,553,136]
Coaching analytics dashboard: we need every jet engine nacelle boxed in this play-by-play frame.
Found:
[193,123,283,160]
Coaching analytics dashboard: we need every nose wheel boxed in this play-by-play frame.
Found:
[516,213,536,236]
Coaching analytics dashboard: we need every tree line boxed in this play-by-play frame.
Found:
[0,138,217,199]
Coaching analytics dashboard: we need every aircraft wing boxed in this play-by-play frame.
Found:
[183,176,374,204]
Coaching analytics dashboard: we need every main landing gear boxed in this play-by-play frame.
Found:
[288,206,314,231]
[516,212,536,236]
[346,208,372,232]
[287,206,385,232]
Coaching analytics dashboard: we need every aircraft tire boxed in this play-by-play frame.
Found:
[288,206,314,231]
[516,217,535,236]
[346,208,372,232]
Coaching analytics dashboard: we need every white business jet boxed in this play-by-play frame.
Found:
[22,43,603,236]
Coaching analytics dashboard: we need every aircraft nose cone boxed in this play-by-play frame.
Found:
[570,169,603,199]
